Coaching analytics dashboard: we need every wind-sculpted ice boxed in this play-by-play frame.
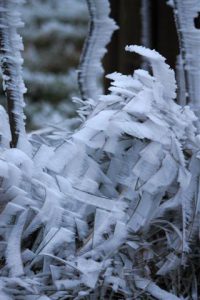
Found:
[0,0,30,153]
[77,0,118,101]
[0,46,199,299]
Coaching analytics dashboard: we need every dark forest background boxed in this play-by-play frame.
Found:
[104,0,179,91]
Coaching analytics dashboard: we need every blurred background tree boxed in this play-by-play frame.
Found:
[20,0,88,130]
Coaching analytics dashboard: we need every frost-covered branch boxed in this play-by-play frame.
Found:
[173,0,200,108]
[0,0,29,151]
[77,0,118,101]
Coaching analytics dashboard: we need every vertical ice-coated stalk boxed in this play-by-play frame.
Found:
[0,0,30,152]
[77,0,118,101]
[174,0,200,108]
[141,0,152,70]
[176,54,187,106]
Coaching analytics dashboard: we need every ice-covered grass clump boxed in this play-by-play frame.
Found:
[0,46,199,299]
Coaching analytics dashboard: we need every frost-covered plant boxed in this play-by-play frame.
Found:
[0,0,200,299]
[0,42,199,299]
[0,0,30,152]
[77,0,118,101]
[173,0,200,108]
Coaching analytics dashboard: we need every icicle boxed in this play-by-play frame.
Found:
[77,0,118,101]
[173,0,200,109]
[0,0,31,154]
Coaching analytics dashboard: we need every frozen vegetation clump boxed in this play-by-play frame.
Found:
[0,0,200,299]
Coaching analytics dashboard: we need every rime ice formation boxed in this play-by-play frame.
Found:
[174,0,200,108]
[0,46,199,299]
[0,0,30,153]
[77,0,118,101]
[0,0,200,298]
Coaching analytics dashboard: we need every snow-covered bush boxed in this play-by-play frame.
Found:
[0,43,199,300]
[0,0,200,299]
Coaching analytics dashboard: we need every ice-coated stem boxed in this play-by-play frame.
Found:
[0,0,29,151]
[141,0,152,70]
[77,0,118,101]
[173,0,200,108]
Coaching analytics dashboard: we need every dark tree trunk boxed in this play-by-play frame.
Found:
[103,0,179,92]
